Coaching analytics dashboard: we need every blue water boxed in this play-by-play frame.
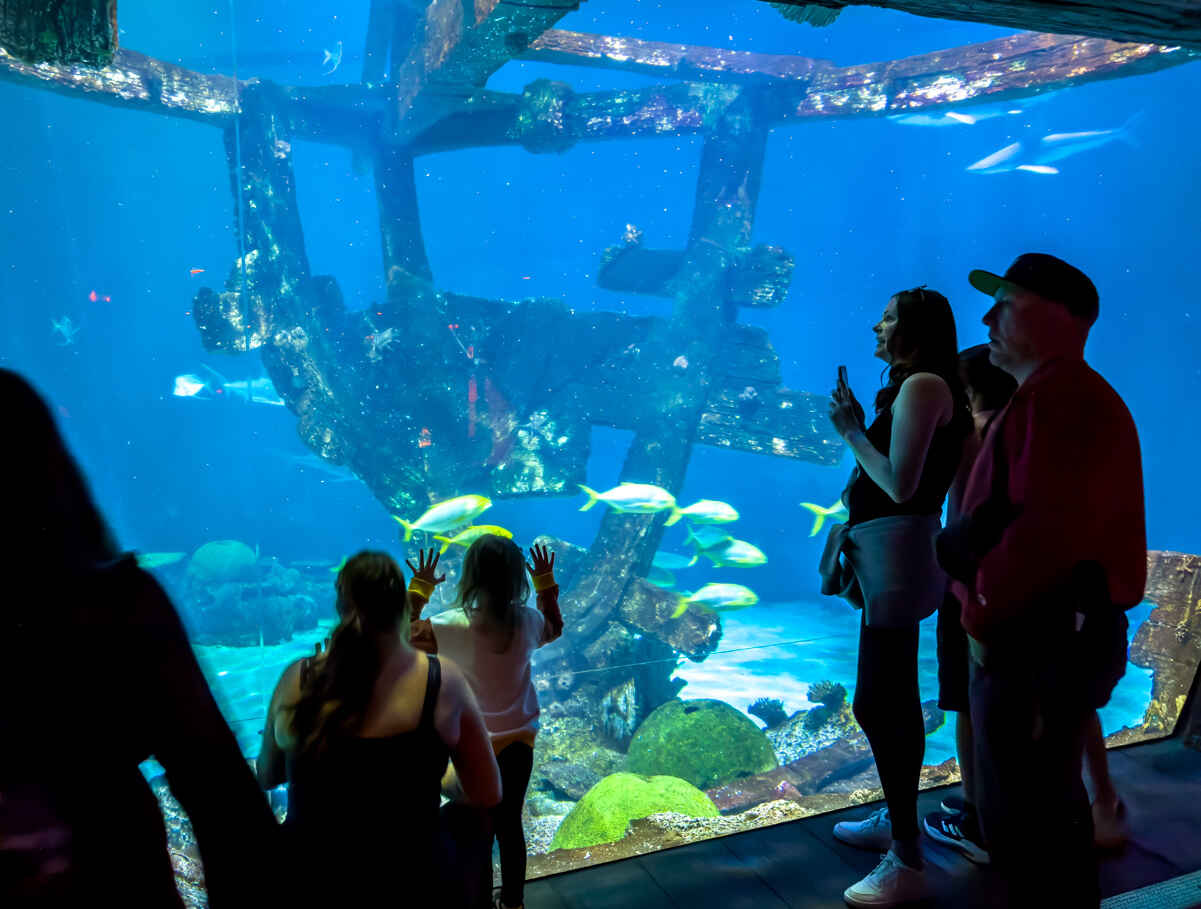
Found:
[3,0,1194,856]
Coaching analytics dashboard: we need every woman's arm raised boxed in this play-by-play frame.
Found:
[838,373,952,504]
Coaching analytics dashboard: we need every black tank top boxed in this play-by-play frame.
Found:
[284,654,449,903]
[845,401,967,526]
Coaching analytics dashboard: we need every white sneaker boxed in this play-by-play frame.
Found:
[843,850,929,907]
[834,807,893,851]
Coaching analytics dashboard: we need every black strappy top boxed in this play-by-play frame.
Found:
[845,404,968,526]
[283,654,450,902]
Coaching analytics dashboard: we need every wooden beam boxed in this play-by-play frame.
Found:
[389,0,578,143]
[407,81,739,154]
[789,32,1196,120]
[408,32,1195,154]
[0,0,116,66]
[522,28,834,84]
[768,0,1201,52]
[0,45,238,123]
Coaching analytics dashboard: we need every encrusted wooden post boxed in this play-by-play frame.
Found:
[542,89,771,683]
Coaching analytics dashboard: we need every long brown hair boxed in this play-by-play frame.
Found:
[286,551,409,757]
[457,535,529,654]
[874,287,970,427]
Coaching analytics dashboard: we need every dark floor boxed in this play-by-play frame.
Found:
[523,737,1201,908]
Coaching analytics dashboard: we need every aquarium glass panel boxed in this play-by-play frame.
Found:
[3,0,1200,900]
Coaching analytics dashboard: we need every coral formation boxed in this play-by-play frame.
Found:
[804,680,849,731]
[176,553,325,646]
[549,772,718,851]
[747,697,789,729]
[625,698,778,790]
[185,540,259,585]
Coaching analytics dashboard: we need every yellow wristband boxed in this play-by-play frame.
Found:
[408,577,436,599]
[532,571,557,593]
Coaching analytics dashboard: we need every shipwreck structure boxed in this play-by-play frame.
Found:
[2,1,1199,721]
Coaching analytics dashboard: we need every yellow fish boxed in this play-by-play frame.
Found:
[800,499,849,537]
[433,524,514,554]
[578,482,681,525]
[394,494,492,542]
[671,582,759,618]
[677,499,739,524]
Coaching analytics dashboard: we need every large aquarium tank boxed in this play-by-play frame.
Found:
[3,0,1200,899]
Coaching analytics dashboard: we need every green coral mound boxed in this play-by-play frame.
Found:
[187,540,258,585]
[550,772,718,851]
[625,698,778,789]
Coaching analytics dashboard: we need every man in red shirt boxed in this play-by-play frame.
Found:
[942,253,1146,907]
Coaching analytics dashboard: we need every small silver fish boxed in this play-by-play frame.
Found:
[321,40,343,76]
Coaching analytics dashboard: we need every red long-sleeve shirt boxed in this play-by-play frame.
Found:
[953,357,1146,641]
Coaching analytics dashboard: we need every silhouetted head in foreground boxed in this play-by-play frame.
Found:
[871,287,969,418]
[0,369,119,587]
[457,533,530,651]
[959,343,1017,415]
[289,550,410,757]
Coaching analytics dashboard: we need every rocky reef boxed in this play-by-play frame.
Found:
[151,540,328,646]
[1130,550,1201,736]
[706,699,945,814]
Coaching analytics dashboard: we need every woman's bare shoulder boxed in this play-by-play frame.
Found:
[435,654,472,703]
[901,371,952,392]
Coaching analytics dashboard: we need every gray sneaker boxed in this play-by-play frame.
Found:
[843,850,929,907]
[834,807,893,851]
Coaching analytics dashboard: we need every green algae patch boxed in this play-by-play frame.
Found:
[550,772,718,851]
[625,698,778,789]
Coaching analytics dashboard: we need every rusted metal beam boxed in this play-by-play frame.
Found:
[768,0,1201,53]
[522,28,834,84]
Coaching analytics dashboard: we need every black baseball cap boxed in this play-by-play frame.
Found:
[969,253,1099,323]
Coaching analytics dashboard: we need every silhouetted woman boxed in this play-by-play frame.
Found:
[0,368,276,908]
[826,288,970,908]
[257,548,501,908]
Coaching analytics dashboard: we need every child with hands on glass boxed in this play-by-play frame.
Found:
[406,537,563,909]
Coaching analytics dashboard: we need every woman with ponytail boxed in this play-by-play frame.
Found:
[257,549,500,907]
